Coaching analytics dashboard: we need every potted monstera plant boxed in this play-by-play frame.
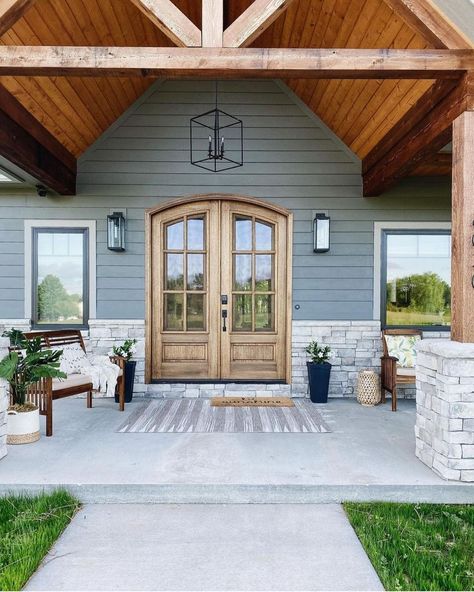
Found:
[305,340,333,403]
[0,329,66,444]
[111,339,138,404]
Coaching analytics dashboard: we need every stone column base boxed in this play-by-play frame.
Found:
[416,340,474,482]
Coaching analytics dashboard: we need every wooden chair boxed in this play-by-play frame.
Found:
[381,328,422,412]
[9,329,125,436]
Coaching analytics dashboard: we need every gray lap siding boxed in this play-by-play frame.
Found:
[0,80,450,322]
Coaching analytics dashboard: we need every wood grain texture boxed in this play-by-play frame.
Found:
[410,151,452,175]
[202,0,223,47]
[129,0,201,47]
[383,0,473,49]
[223,0,296,47]
[0,46,470,78]
[363,73,474,196]
[0,0,35,37]
[451,110,474,343]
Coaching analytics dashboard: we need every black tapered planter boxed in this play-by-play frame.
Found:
[306,362,331,403]
[115,360,136,404]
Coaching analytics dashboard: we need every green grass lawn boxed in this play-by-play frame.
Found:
[344,502,474,591]
[0,490,80,591]
[386,310,451,326]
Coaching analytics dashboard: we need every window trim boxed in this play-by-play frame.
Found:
[25,220,96,328]
[373,222,451,331]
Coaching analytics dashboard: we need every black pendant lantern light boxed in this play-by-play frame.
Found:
[190,81,243,172]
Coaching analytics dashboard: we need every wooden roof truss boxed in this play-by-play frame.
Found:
[0,0,473,196]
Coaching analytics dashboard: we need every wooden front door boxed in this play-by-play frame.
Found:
[147,197,291,382]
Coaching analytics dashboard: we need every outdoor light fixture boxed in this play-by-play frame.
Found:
[107,211,126,252]
[313,213,330,253]
[190,81,243,172]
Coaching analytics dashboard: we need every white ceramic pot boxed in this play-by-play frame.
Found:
[7,407,40,444]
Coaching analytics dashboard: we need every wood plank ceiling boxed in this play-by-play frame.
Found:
[0,0,444,163]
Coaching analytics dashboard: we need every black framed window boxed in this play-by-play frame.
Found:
[32,228,89,329]
[382,230,451,330]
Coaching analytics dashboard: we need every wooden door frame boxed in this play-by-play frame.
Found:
[145,193,293,384]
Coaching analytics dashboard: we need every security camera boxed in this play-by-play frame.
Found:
[36,185,48,197]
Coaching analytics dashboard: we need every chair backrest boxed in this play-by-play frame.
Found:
[11,329,86,353]
[382,328,423,356]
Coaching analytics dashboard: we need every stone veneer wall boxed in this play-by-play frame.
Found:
[0,379,8,461]
[0,319,449,399]
[416,340,474,482]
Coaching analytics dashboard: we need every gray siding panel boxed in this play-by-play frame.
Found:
[0,80,451,321]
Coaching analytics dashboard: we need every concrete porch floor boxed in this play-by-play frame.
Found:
[1,398,473,504]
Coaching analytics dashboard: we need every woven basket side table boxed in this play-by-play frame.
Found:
[357,370,381,406]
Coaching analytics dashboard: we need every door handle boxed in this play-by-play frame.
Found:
[222,309,228,332]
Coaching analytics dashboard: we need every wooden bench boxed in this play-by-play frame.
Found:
[381,328,422,412]
[10,329,125,436]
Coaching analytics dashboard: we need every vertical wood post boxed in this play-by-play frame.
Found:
[202,0,223,47]
[451,110,474,342]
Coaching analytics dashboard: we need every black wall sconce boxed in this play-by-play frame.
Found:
[107,211,126,252]
[313,213,330,253]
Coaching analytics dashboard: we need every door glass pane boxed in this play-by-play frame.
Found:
[166,220,184,250]
[255,255,273,292]
[187,294,205,331]
[233,254,252,291]
[255,221,273,251]
[255,295,274,331]
[234,216,252,250]
[164,294,184,331]
[36,231,85,325]
[166,253,184,290]
[233,294,252,331]
[187,254,204,290]
[187,216,205,250]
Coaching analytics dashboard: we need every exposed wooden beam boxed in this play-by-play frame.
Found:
[202,0,223,47]
[363,80,457,172]
[383,0,473,49]
[363,73,474,196]
[409,152,452,176]
[0,47,472,78]
[451,110,474,343]
[129,0,201,47]
[0,84,76,195]
[223,0,296,47]
[0,0,35,37]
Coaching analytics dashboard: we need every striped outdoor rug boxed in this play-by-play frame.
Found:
[117,398,331,433]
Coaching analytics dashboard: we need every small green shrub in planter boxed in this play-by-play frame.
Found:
[305,340,333,403]
[110,339,138,404]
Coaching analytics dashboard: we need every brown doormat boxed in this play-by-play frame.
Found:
[211,396,294,407]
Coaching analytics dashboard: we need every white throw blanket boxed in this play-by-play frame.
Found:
[78,355,120,398]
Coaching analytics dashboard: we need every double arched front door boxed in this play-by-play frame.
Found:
[146,195,292,382]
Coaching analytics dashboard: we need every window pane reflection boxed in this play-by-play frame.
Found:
[187,217,204,250]
[235,217,252,250]
[385,233,451,327]
[36,231,85,325]
[166,220,184,250]
[233,255,252,291]
[166,254,184,290]
[233,294,252,331]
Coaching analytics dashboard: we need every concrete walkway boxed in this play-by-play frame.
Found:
[26,504,383,591]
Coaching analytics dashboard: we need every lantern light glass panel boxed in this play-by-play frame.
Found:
[190,108,243,172]
[313,214,330,253]
[107,212,125,252]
